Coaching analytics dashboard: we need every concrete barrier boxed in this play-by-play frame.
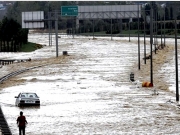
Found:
[0,129,2,135]
[0,106,12,135]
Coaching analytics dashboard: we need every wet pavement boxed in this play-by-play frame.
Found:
[0,33,180,135]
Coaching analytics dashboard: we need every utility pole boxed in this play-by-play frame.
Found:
[55,11,58,57]
[164,6,166,47]
[150,2,153,84]
[172,2,179,102]
[166,2,180,102]
[175,18,179,101]
[138,4,140,70]
[143,9,146,64]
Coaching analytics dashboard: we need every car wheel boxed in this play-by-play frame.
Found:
[18,103,21,107]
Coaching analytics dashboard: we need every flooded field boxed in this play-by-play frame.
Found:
[0,33,180,135]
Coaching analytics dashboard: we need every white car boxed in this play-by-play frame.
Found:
[15,92,40,107]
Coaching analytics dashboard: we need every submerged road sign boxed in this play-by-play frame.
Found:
[61,6,78,16]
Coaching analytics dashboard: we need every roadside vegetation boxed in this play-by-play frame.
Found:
[19,42,43,52]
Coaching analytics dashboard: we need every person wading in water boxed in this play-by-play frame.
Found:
[17,111,28,135]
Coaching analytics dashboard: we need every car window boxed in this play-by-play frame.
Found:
[21,93,38,98]
[29,95,34,98]
[21,94,26,97]
[34,93,38,98]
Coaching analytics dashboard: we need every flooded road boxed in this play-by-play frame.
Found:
[0,33,180,135]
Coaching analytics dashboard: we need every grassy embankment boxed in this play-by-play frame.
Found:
[19,42,43,52]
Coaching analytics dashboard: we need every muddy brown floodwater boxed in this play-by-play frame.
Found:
[0,34,180,135]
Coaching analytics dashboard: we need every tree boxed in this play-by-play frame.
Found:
[0,17,28,52]
[0,21,2,51]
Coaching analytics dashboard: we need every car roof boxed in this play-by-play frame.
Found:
[21,92,37,94]
[21,92,36,93]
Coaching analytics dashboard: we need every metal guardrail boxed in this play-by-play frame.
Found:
[0,65,44,84]
[0,59,31,66]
